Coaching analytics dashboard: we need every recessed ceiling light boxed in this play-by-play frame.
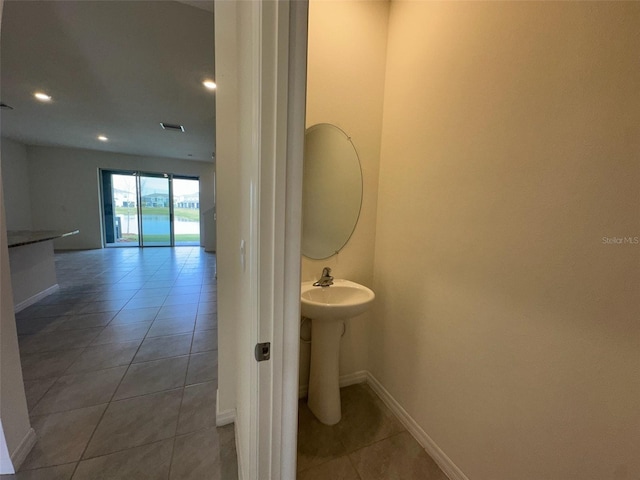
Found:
[98,135,108,142]
[34,92,52,102]
[203,80,217,90]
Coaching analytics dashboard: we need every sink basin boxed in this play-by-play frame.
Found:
[301,279,375,425]
[301,279,375,321]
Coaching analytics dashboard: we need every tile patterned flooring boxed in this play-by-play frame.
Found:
[6,247,237,480]
[9,247,448,479]
[297,384,448,480]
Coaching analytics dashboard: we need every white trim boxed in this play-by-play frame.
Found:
[234,421,245,480]
[216,389,236,427]
[298,370,368,399]
[14,284,59,313]
[366,373,470,480]
[10,428,36,472]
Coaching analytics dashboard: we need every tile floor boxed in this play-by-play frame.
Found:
[297,383,448,480]
[5,247,238,480]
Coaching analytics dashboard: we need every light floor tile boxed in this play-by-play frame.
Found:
[349,432,449,480]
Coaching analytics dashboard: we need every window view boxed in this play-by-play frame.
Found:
[103,170,200,247]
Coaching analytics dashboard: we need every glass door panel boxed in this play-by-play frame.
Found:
[112,173,139,245]
[139,174,172,246]
[172,177,200,246]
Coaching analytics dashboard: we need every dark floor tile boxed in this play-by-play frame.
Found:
[31,366,127,415]
[55,312,117,331]
[16,316,67,335]
[110,307,160,325]
[133,333,193,363]
[73,439,173,480]
[65,341,141,374]
[90,322,152,346]
[177,381,217,435]
[186,351,217,385]
[298,456,360,480]
[123,296,166,310]
[18,328,103,355]
[11,463,76,480]
[146,317,195,338]
[156,304,198,320]
[84,389,183,458]
[297,401,348,472]
[23,377,57,411]
[113,356,189,400]
[170,428,222,480]
[78,299,128,314]
[191,329,217,353]
[194,313,217,331]
[20,404,106,470]
[20,348,85,380]
[335,383,405,452]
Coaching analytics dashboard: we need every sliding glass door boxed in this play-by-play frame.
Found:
[139,174,172,246]
[101,170,200,247]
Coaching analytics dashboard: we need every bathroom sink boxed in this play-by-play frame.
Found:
[301,279,375,321]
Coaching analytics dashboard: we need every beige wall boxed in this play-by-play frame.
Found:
[0,138,32,230]
[371,2,640,479]
[302,0,389,389]
[26,145,215,250]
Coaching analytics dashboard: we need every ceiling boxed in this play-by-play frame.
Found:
[0,0,215,163]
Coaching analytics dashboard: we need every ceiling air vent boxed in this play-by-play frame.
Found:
[160,123,185,132]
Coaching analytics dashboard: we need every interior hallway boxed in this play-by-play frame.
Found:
[4,247,237,479]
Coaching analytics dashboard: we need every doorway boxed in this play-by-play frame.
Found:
[101,169,201,247]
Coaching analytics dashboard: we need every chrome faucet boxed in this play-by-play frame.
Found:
[313,267,334,287]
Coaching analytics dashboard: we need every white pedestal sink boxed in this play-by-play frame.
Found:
[301,279,375,425]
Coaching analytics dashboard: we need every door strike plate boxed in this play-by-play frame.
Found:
[255,342,271,362]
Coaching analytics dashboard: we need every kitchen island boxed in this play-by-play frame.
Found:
[7,230,79,312]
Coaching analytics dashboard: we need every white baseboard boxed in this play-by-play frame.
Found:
[14,284,59,313]
[216,389,236,427]
[298,370,368,398]
[10,428,36,471]
[366,372,469,480]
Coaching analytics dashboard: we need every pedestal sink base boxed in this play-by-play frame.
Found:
[307,319,343,425]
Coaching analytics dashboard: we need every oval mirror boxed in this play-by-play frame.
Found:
[302,123,363,259]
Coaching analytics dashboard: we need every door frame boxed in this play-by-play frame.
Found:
[214,1,308,478]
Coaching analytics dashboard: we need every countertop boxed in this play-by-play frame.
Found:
[7,229,79,248]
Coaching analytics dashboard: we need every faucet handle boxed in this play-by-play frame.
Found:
[321,267,332,277]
